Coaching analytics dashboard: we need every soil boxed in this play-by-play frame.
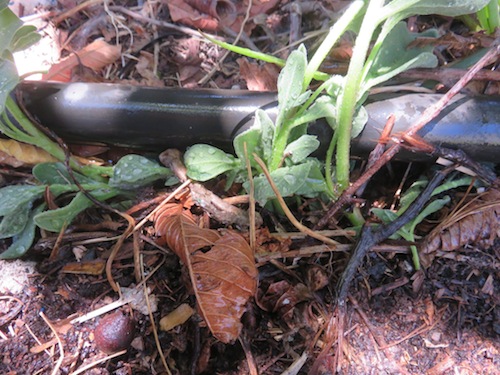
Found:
[1,1,499,374]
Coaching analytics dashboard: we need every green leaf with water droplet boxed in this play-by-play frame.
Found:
[234,121,263,168]
[361,22,438,94]
[109,154,172,190]
[289,96,337,129]
[277,44,307,123]
[34,188,119,232]
[0,204,45,259]
[247,163,312,206]
[294,160,328,197]
[0,185,44,217]
[33,162,98,185]
[284,135,320,163]
[382,0,490,21]
[0,200,31,239]
[185,144,239,181]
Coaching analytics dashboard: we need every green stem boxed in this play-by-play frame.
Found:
[303,0,365,89]
[4,96,83,173]
[324,130,338,196]
[410,245,421,271]
[334,0,385,192]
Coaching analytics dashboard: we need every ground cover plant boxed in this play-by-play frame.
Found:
[0,0,499,374]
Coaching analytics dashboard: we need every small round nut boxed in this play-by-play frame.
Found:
[94,311,135,354]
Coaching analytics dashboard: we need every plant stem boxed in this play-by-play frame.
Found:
[334,0,385,192]
[3,97,84,172]
[303,0,365,89]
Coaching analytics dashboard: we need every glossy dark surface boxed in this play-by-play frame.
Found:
[19,81,500,162]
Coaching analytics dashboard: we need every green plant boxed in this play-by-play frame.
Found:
[371,175,475,270]
[185,0,488,204]
[0,3,174,258]
[461,0,500,34]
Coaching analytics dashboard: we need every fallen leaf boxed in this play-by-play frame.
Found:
[237,58,279,91]
[421,186,500,267]
[164,0,219,31]
[154,204,258,343]
[42,39,121,82]
[0,139,57,167]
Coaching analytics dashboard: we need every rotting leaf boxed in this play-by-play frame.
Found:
[154,204,258,343]
[41,39,121,82]
[421,186,500,267]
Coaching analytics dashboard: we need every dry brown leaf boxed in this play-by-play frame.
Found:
[0,139,58,167]
[154,204,258,343]
[421,187,500,267]
[164,0,279,33]
[237,58,279,91]
[42,39,121,82]
[165,0,219,31]
[0,139,103,167]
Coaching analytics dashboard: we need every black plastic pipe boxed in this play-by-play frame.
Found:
[18,81,500,162]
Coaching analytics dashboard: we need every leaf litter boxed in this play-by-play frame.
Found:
[0,1,499,374]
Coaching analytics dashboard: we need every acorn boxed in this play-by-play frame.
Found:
[94,310,135,354]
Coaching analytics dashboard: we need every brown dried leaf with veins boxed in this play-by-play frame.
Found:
[154,204,258,343]
[421,186,500,267]
[42,39,121,82]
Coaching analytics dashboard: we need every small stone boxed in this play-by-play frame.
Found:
[94,311,135,354]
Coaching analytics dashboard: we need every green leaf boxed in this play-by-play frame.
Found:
[277,44,307,119]
[259,110,275,164]
[33,162,98,185]
[351,105,368,138]
[34,189,118,232]
[361,22,438,94]
[404,196,451,234]
[0,201,31,239]
[109,154,172,190]
[0,204,44,259]
[371,208,398,224]
[248,163,312,206]
[184,144,239,181]
[233,109,275,166]
[0,185,44,216]
[294,160,328,197]
[383,0,490,21]
[0,5,23,54]
[11,24,40,52]
[284,135,320,163]
[234,126,261,164]
[0,59,19,113]
[324,75,345,98]
[290,96,337,129]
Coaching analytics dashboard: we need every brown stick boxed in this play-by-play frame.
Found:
[316,40,500,229]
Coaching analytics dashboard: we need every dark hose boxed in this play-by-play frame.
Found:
[18,81,500,163]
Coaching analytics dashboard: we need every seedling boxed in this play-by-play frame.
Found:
[0,1,173,258]
[185,0,488,202]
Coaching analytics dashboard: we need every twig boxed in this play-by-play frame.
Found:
[52,0,104,25]
[337,166,451,305]
[39,311,64,375]
[316,40,500,229]
[70,350,127,375]
[134,179,192,231]
[159,149,257,228]
[142,258,172,375]
[199,0,254,85]
[253,154,338,246]
[244,143,257,250]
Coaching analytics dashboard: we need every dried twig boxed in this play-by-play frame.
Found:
[316,40,500,229]
[253,154,338,246]
[159,149,258,228]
